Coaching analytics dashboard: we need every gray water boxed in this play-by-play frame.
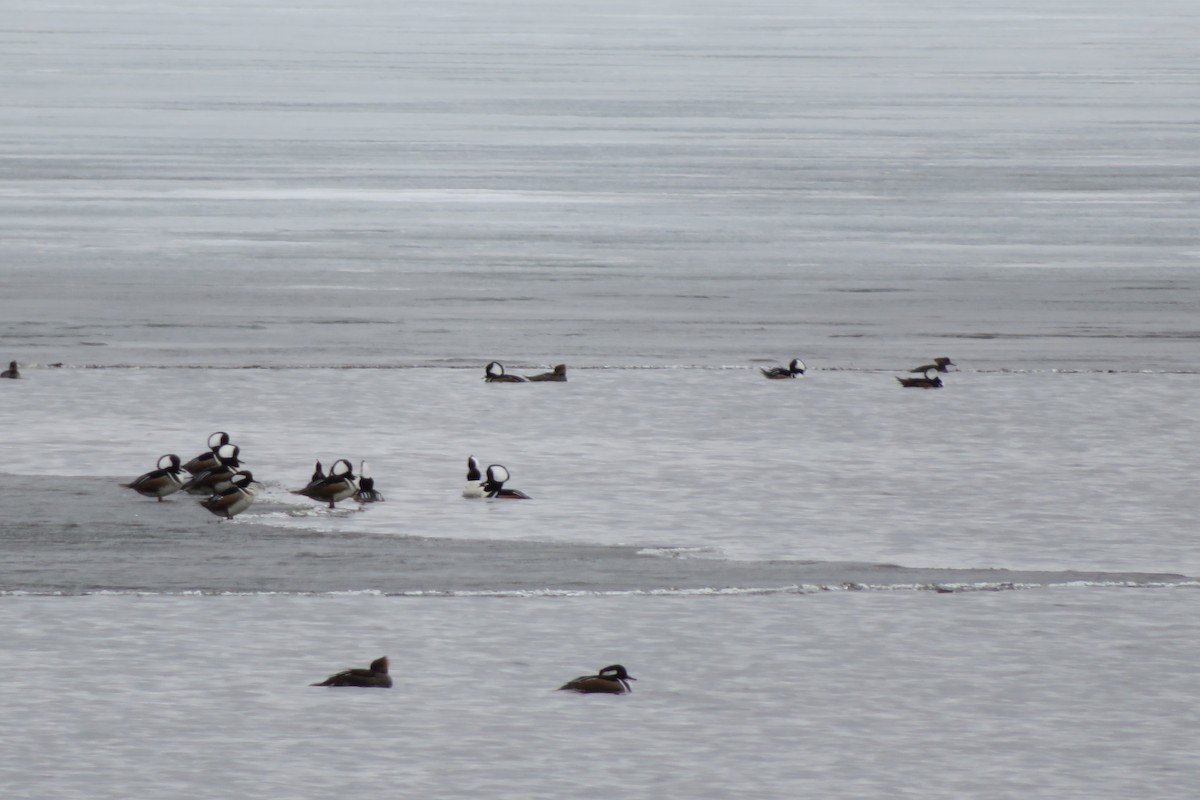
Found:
[2,1,1199,798]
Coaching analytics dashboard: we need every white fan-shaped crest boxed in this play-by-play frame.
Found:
[487,464,510,484]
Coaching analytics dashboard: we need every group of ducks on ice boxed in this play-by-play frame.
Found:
[119,355,955,519]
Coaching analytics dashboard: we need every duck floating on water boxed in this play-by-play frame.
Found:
[559,664,636,694]
[896,367,944,389]
[760,358,805,379]
[1,360,19,379]
[483,464,530,499]
[484,361,527,383]
[354,461,385,503]
[310,656,393,688]
[526,364,568,382]
[462,455,484,498]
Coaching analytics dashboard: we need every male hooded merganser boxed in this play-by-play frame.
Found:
[182,443,243,494]
[896,367,944,389]
[292,458,358,508]
[559,664,636,694]
[526,364,567,382]
[1,360,18,379]
[183,431,232,475]
[354,461,385,503]
[122,454,187,501]
[484,361,527,383]
[483,464,530,499]
[199,470,259,519]
[760,358,805,379]
[310,656,393,688]
[462,455,485,498]
[910,357,954,373]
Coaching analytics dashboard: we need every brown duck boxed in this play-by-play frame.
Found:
[311,656,393,688]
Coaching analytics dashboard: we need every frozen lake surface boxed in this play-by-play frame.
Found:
[2,0,1198,797]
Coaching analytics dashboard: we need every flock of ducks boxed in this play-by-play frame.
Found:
[113,354,955,517]
[116,355,954,696]
[122,435,530,518]
[311,656,636,694]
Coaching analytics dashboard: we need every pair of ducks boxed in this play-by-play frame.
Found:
[122,432,260,519]
[292,458,384,508]
[896,357,955,389]
[462,455,530,499]
[484,361,567,383]
[312,657,635,694]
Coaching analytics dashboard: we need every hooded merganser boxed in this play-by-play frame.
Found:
[526,364,567,382]
[310,656,393,688]
[182,443,243,494]
[354,460,384,503]
[760,358,805,379]
[896,367,944,389]
[559,664,636,694]
[484,361,527,383]
[462,455,484,498]
[198,470,259,519]
[183,431,232,475]
[122,454,187,501]
[483,464,530,499]
[292,458,358,508]
[1,360,19,379]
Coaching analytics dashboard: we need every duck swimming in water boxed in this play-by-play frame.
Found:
[559,664,636,694]
[462,455,484,498]
[896,367,944,389]
[122,454,187,501]
[483,361,527,383]
[760,358,805,379]
[483,464,530,499]
[1,360,19,379]
[354,461,385,503]
[310,656,393,688]
[526,364,568,382]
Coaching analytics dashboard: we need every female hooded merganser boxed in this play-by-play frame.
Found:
[292,458,358,508]
[760,358,805,379]
[122,454,187,501]
[483,464,530,499]
[526,364,567,382]
[910,357,954,373]
[559,664,636,694]
[1,360,18,379]
[183,431,232,475]
[462,455,485,498]
[310,656,393,688]
[354,461,385,503]
[484,361,527,383]
[896,367,944,389]
[199,470,259,519]
[182,443,243,494]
